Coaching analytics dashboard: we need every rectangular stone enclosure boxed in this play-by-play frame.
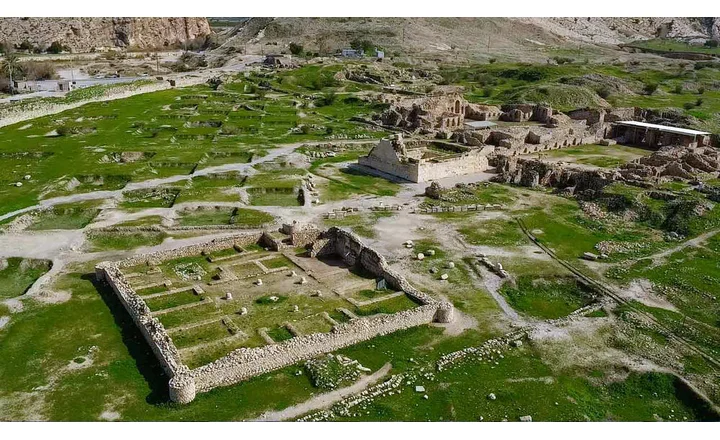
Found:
[95,226,453,403]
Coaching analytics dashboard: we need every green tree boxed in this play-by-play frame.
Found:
[1,51,20,95]
[46,41,65,54]
[289,43,304,56]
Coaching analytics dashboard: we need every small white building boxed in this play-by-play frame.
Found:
[57,80,76,92]
[341,48,364,58]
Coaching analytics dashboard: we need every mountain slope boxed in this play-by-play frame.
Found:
[215,17,720,62]
[0,17,212,51]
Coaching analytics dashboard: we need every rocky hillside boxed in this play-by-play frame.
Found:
[0,17,212,52]
[214,17,720,61]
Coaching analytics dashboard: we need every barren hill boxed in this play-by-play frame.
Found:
[0,17,212,52]
[215,17,720,61]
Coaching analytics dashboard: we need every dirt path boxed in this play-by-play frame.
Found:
[648,229,720,267]
[0,140,373,223]
[474,264,524,323]
[252,362,392,421]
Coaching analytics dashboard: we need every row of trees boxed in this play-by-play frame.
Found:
[0,40,69,55]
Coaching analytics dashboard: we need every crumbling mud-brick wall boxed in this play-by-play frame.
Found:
[97,228,453,404]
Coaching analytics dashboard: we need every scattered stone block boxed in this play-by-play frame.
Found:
[440,273,449,280]
[582,252,599,261]
[488,393,496,400]
[256,278,263,286]
[415,385,426,393]
[417,253,425,260]
[519,415,533,422]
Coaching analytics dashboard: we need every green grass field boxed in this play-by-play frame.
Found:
[0,258,52,300]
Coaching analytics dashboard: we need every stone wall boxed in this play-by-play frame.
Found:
[493,155,617,194]
[114,232,264,269]
[192,304,439,393]
[95,263,187,379]
[97,227,452,404]
[417,150,489,182]
[359,136,491,183]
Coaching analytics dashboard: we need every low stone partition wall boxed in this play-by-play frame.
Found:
[96,227,453,404]
[413,203,504,214]
[114,232,264,269]
[192,304,439,394]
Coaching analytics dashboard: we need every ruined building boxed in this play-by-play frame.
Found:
[358,134,492,182]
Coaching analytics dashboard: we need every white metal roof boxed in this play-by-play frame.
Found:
[616,120,711,137]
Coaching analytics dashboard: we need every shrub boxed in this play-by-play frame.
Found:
[704,40,719,48]
[597,86,612,99]
[673,84,683,94]
[683,102,696,110]
[206,76,223,90]
[289,42,304,56]
[643,82,659,95]
[46,41,65,54]
[696,98,704,107]
[15,40,33,52]
[315,91,337,107]
[349,39,374,55]
[698,86,705,95]
[553,56,574,65]
[488,58,497,64]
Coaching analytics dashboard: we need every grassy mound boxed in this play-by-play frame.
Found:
[498,83,609,112]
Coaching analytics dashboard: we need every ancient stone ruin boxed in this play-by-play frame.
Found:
[95,226,453,404]
[358,134,492,182]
